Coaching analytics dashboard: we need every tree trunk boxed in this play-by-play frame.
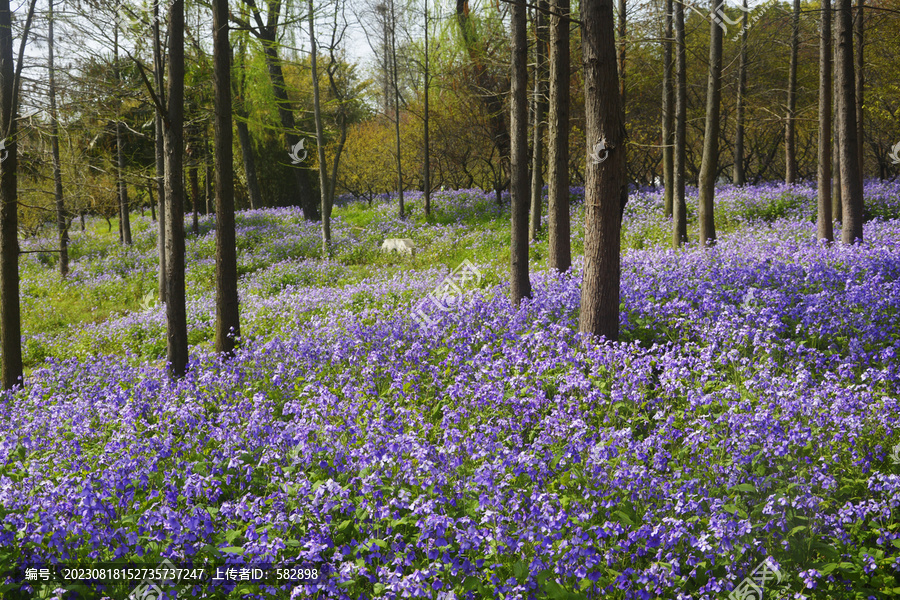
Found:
[854,0,864,179]
[423,0,431,217]
[153,0,166,303]
[190,165,199,235]
[114,26,132,246]
[164,0,188,377]
[212,0,240,356]
[836,0,863,242]
[832,25,842,221]
[0,0,24,389]
[617,0,626,105]
[390,0,404,219]
[148,181,155,221]
[235,120,261,210]
[817,0,833,241]
[205,158,212,214]
[309,0,331,254]
[672,0,687,246]
[785,0,800,183]
[510,0,532,304]
[698,0,723,246]
[529,0,547,240]
[662,0,674,212]
[48,0,68,277]
[547,0,571,272]
[734,0,748,186]
[580,0,627,340]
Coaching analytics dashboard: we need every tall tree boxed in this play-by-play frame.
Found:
[661,0,674,213]
[836,0,863,242]
[510,0,531,303]
[164,0,188,377]
[231,1,318,220]
[617,0,625,104]
[697,0,723,246]
[422,0,432,217]
[547,0,571,271]
[854,0,863,178]
[153,0,167,303]
[232,17,262,211]
[48,0,68,276]
[212,0,240,356]
[672,0,687,246]
[0,0,37,389]
[310,0,331,249]
[580,0,627,340]
[733,0,748,186]
[529,0,548,240]
[114,22,132,245]
[817,0,833,241]
[785,0,800,183]
[388,0,404,218]
[832,22,841,221]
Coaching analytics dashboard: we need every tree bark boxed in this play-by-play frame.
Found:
[785,0,800,183]
[235,120,261,210]
[672,0,687,246]
[0,0,23,389]
[529,0,548,240]
[836,0,863,242]
[510,0,532,304]
[617,0,625,105]
[547,0,571,272]
[48,0,68,276]
[114,26,132,245]
[817,0,833,241]
[734,0,748,186]
[164,0,188,377]
[662,0,674,212]
[698,0,723,246]
[212,0,240,356]
[423,0,431,217]
[190,165,199,235]
[389,0,404,219]
[579,0,627,340]
[832,23,841,221]
[309,0,331,253]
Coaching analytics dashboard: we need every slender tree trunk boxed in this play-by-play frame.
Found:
[617,0,626,105]
[114,27,132,245]
[817,0,833,241]
[148,181,155,221]
[672,0,687,246]
[785,0,800,183]
[212,0,239,356]
[854,0,864,179]
[423,0,431,217]
[580,0,626,340]
[190,165,199,235]
[153,0,166,303]
[510,0,531,303]
[530,0,547,240]
[698,0,723,246]
[235,120,261,210]
[832,25,842,221]
[164,0,188,377]
[389,0,404,219]
[205,158,211,214]
[309,0,331,254]
[0,0,24,389]
[48,0,68,276]
[836,0,863,242]
[734,0,748,186]
[548,0,571,272]
[662,0,674,212]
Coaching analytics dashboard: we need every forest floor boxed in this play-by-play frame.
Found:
[3,181,900,599]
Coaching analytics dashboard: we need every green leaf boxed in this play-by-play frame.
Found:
[221,546,244,554]
[729,483,756,493]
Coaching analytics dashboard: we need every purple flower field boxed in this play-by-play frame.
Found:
[3,182,900,599]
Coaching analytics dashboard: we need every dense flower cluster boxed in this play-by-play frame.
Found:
[2,182,900,598]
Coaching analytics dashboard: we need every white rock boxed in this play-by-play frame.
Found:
[381,238,415,255]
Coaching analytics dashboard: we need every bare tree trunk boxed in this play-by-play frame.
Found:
[854,0,864,179]
[48,0,68,276]
[153,0,166,303]
[510,0,532,304]
[205,157,211,214]
[212,0,239,356]
[164,0,188,377]
[148,181,155,221]
[114,27,132,245]
[785,0,800,183]
[698,0,723,246]
[423,0,431,217]
[548,0,571,272]
[672,0,687,246]
[389,0,404,219]
[235,120,261,209]
[309,0,331,254]
[817,0,833,241]
[734,0,748,186]
[529,0,547,240]
[662,0,674,212]
[190,165,199,235]
[580,0,626,340]
[617,0,626,105]
[832,25,842,221]
[836,0,863,242]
